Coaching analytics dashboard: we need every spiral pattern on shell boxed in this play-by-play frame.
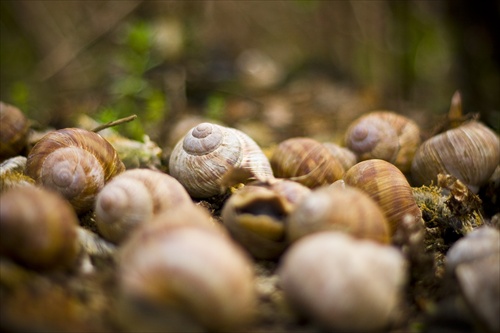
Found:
[270,137,345,188]
[168,122,274,198]
[25,128,125,214]
[0,186,81,270]
[411,120,500,193]
[344,159,422,235]
[95,168,193,243]
[344,111,421,172]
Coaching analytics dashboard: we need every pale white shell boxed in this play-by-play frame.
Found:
[278,232,407,332]
[169,122,274,198]
[95,168,192,243]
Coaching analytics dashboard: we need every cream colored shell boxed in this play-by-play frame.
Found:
[169,122,274,198]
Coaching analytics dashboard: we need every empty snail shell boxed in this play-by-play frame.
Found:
[117,214,256,332]
[278,231,407,332]
[0,102,30,161]
[322,142,358,171]
[0,186,81,270]
[344,159,422,235]
[411,120,500,193]
[168,122,274,198]
[287,184,391,244]
[25,128,125,214]
[221,179,311,259]
[344,111,421,172]
[270,137,345,188]
[94,168,193,243]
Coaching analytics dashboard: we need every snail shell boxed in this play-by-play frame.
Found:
[0,186,81,270]
[287,184,391,244]
[95,168,193,243]
[25,128,125,214]
[411,120,500,193]
[117,213,256,332]
[168,122,274,198]
[221,179,311,259]
[270,137,345,188]
[278,232,407,332]
[322,142,358,171]
[0,102,30,161]
[344,159,422,235]
[344,111,421,172]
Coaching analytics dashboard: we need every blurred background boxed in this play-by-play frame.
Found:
[1,0,499,148]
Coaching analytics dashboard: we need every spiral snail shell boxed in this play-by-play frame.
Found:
[411,120,500,193]
[168,122,274,198]
[0,101,30,161]
[95,168,193,243]
[287,184,391,244]
[344,159,422,236]
[0,186,81,270]
[270,137,345,188]
[25,128,125,214]
[344,111,421,172]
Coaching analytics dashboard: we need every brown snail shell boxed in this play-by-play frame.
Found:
[344,159,422,235]
[0,102,30,161]
[344,111,421,172]
[278,231,407,332]
[168,122,274,198]
[95,168,193,243]
[287,184,391,244]
[25,128,125,214]
[117,212,256,332]
[270,137,345,188]
[221,179,311,260]
[322,142,358,171]
[0,186,81,270]
[411,120,500,193]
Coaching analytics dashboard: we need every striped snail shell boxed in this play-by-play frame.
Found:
[25,128,125,214]
[411,120,500,193]
[0,186,81,270]
[95,168,193,243]
[0,101,30,161]
[344,111,421,172]
[344,159,422,235]
[270,137,345,188]
[168,122,274,198]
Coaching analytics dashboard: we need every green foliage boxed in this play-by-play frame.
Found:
[96,19,165,141]
[205,93,226,122]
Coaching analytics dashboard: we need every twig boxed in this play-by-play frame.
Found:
[92,114,137,133]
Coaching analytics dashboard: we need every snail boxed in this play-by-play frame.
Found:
[322,142,358,171]
[445,227,500,333]
[344,111,421,173]
[278,231,407,332]
[94,168,193,243]
[117,211,256,332]
[344,159,422,235]
[411,120,500,193]
[168,122,274,198]
[221,178,311,260]
[0,186,81,270]
[24,128,125,214]
[287,183,391,244]
[270,137,345,188]
[0,101,30,161]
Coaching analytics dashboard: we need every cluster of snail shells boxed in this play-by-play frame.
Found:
[411,120,500,193]
[25,127,126,214]
[278,231,407,332]
[116,205,257,332]
[168,122,274,198]
[94,168,193,243]
[0,186,81,271]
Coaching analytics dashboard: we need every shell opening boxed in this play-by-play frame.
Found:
[236,197,288,221]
